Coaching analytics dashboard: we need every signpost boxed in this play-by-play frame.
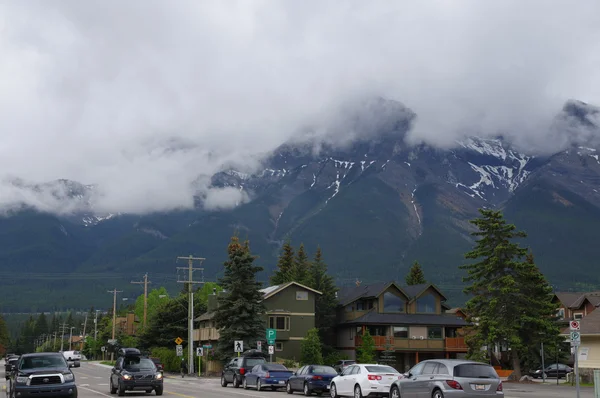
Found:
[266,328,276,345]
[196,347,203,376]
[570,320,580,398]
[234,340,243,356]
[268,344,274,362]
[101,346,106,352]
[176,345,183,357]
[257,341,262,351]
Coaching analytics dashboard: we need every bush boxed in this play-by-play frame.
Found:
[324,351,347,366]
[282,359,297,369]
[151,347,186,372]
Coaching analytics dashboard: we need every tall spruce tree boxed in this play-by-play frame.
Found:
[293,243,311,285]
[270,241,295,285]
[213,236,266,361]
[0,314,9,355]
[460,209,546,378]
[310,247,338,349]
[34,313,49,338]
[405,261,427,285]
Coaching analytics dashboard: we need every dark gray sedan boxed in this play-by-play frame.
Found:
[389,359,504,398]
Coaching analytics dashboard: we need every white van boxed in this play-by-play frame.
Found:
[62,350,82,361]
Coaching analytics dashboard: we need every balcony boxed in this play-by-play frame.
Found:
[198,328,220,341]
[445,337,468,352]
[354,336,467,351]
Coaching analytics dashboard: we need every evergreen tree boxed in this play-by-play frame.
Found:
[459,209,549,378]
[293,243,311,285]
[0,315,9,355]
[51,313,59,333]
[65,311,74,327]
[213,236,266,361]
[356,329,376,363]
[310,247,338,349]
[405,261,426,285]
[270,241,295,285]
[300,328,323,365]
[34,313,49,337]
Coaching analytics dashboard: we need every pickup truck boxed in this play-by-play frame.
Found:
[9,352,79,397]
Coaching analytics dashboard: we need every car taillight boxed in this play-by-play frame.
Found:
[265,372,270,378]
[311,375,323,380]
[497,382,503,391]
[239,368,245,375]
[445,380,462,390]
[367,375,382,381]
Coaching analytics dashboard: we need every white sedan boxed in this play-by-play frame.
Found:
[330,363,401,397]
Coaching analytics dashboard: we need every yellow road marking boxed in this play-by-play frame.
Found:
[166,391,195,398]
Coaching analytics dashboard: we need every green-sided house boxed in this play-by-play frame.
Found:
[194,281,322,361]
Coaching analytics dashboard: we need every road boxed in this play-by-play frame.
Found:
[1,360,597,397]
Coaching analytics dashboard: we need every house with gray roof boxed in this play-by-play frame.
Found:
[335,281,468,372]
[560,306,600,370]
[552,291,600,323]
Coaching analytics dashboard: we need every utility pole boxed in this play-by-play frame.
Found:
[81,314,88,351]
[131,273,152,328]
[59,322,68,352]
[108,289,123,361]
[176,255,205,375]
[53,331,57,350]
[69,327,75,351]
[94,310,100,340]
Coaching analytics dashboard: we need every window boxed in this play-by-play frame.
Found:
[357,301,366,311]
[574,313,583,320]
[345,305,353,312]
[383,292,405,313]
[422,362,438,374]
[275,342,283,351]
[557,308,565,319]
[428,326,443,339]
[296,291,308,300]
[393,326,408,338]
[416,293,436,313]
[269,316,290,331]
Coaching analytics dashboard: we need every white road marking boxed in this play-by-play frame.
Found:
[78,385,113,397]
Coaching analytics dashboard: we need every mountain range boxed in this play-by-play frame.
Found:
[1,98,600,312]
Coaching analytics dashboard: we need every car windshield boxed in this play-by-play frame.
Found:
[265,364,287,371]
[454,364,498,379]
[73,351,80,355]
[123,358,156,371]
[364,365,398,373]
[311,366,337,374]
[20,355,66,369]
[245,358,266,367]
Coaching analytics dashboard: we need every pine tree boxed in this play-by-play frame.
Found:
[0,314,9,355]
[65,311,74,327]
[270,241,295,285]
[34,313,49,338]
[310,247,338,349]
[405,261,426,285]
[293,243,311,285]
[300,328,324,365]
[459,209,539,379]
[356,329,376,363]
[213,236,266,361]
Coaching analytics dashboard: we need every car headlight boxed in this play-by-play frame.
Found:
[155,372,163,380]
[16,376,29,384]
[63,373,74,382]
[535,370,541,373]
[122,374,133,380]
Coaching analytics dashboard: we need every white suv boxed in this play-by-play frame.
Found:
[61,350,82,361]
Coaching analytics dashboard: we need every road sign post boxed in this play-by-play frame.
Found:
[176,345,183,357]
[268,345,274,363]
[257,341,262,351]
[570,320,581,398]
[196,347,203,377]
[234,340,243,357]
[266,328,277,345]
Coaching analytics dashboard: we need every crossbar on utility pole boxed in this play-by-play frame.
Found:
[107,289,123,361]
[176,255,205,375]
[131,273,152,328]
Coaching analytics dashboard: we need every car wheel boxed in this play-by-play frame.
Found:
[221,375,228,387]
[304,382,312,396]
[243,377,248,390]
[118,382,125,397]
[257,379,262,391]
[110,378,117,394]
[330,383,339,398]
[390,386,400,398]
[286,381,293,394]
[353,384,363,398]
[233,375,240,388]
[155,386,163,396]
[432,388,444,398]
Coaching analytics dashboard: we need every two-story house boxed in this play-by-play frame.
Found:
[195,281,321,361]
[115,312,139,336]
[335,281,468,372]
[552,291,600,323]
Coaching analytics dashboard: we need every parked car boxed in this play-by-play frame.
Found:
[286,364,337,395]
[4,356,19,380]
[330,363,400,397]
[333,360,356,374]
[109,347,163,396]
[389,359,503,398]
[150,357,164,372]
[221,349,267,388]
[242,363,293,391]
[530,363,572,379]
[8,352,78,397]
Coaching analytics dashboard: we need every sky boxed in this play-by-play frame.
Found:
[0,0,599,215]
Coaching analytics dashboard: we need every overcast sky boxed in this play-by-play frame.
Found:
[1,0,599,214]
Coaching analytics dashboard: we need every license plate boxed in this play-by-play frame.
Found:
[279,381,284,384]
[474,384,485,390]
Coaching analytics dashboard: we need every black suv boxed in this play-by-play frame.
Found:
[8,352,78,397]
[109,348,163,396]
[221,349,267,388]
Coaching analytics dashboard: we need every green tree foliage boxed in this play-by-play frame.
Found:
[356,329,376,363]
[293,243,311,285]
[300,328,323,365]
[134,287,170,328]
[33,313,49,337]
[65,311,74,327]
[0,314,9,355]
[196,282,223,304]
[310,247,338,350]
[460,209,560,378]
[405,261,426,285]
[213,236,266,360]
[271,241,295,285]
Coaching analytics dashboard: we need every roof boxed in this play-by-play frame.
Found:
[21,352,63,357]
[561,309,600,335]
[260,281,322,299]
[343,311,468,327]
[554,291,600,309]
[338,282,448,307]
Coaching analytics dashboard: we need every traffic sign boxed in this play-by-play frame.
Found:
[234,340,243,353]
[107,339,117,345]
[196,347,204,357]
[268,345,274,355]
[570,320,580,331]
[175,337,183,345]
[176,345,183,356]
[266,328,277,340]
[101,346,106,352]
[203,344,212,349]
[571,331,581,344]
[257,341,262,351]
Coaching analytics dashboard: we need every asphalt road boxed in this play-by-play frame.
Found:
[1,360,597,398]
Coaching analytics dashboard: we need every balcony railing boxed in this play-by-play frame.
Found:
[353,336,467,351]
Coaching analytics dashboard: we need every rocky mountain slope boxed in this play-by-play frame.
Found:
[1,99,599,312]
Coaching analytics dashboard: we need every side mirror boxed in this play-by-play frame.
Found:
[403,372,411,378]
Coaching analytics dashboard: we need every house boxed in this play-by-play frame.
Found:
[335,281,468,372]
[194,281,322,361]
[115,313,139,336]
[560,307,600,373]
[69,336,84,351]
[552,291,600,322]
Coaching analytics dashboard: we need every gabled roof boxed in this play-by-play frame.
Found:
[343,311,468,327]
[338,281,410,307]
[554,291,600,309]
[560,309,600,336]
[405,284,448,302]
[260,281,322,300]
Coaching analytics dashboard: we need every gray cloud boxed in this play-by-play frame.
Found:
[0,0,599,214]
